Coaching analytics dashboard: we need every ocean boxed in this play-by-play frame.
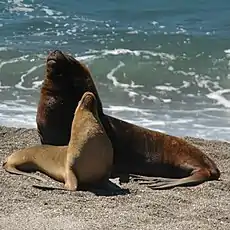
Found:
[1,0,230,141]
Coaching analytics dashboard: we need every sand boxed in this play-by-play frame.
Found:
[0,125,229,230]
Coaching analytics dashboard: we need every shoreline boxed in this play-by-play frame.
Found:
[1,122,230,143]
[0,125,230,229]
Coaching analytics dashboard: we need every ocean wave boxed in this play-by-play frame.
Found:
[207,89,230,108]
[0,100,36,128]
[0,55,29,70]
[0,47,10,51]
[15,64,44,90]
[8,0,34,13]
[84,48,176,61]
[105,105,151,114]
[106,61,144,89]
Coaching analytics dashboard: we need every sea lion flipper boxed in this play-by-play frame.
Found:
[32,169,78,192]
[64,169,78,191]
[129,174,164,182]
[138,171,211,190]
[4,165,47,182]
[131,174,176,183]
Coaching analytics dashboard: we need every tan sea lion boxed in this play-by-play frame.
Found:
[3,92,114,191]
[36,50,220,189]
[64,91,113,190]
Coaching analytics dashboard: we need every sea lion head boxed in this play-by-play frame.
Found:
[45,50,89,85]
[75,91,98,117]
[44,50,103,115]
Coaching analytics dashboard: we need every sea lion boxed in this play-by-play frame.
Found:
[3,92,114,191]
[64,91,113,190]
[36,50,220,189]
[36,50,103,146]
[103,119,221,189]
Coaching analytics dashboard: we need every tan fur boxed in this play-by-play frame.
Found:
[3,145,67,183]
[3,92,113,191]
[64,91,113,190]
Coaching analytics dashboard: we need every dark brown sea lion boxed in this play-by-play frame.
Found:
[36,50,220,189]
[36,50,103,146]
[3,92,114,191]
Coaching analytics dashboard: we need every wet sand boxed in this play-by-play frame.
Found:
[0,125,229,230]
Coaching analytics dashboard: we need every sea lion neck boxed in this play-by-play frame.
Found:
[41,78,75,94]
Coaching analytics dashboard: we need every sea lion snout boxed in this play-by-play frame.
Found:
[47,50,65,62]
[46,50,74,78]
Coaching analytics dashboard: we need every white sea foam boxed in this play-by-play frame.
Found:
[161,99,171,103]
[207,89,230,108]
[155,85,178,91]
[0,55,29,71]
[0,82,10,89]
[9,6,34,12]
[224,49,230,54]
[126,30,139,34]
[0,100,36,128]
[0,47,9,51]
[41,8,55,16]
[175,70,196,76]
[8,0,34,13]
[106,61,144,90]
[141,95,160,102]
[0,100,36,111]
[84,48,176,62]
[127,91,139,100]
[0,112,36,128]
[32,80,43,89]
[76,55,98,62]
[224,49,230,58]
[105,105,151,113]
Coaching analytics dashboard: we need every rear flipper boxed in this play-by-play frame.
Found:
[130,169,217,190]
[130,174,173,182]
[4,165,47,182]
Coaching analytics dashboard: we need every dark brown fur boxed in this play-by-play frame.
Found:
[102,117,220,189]
[36,50,220,189]
[36,50,103,146]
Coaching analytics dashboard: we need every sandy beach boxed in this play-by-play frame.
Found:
[0,125,229,230]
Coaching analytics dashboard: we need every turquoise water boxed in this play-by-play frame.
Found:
[1,0,230,141]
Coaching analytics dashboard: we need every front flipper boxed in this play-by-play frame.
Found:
[32,168,78,192]
[64,168,78,191]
